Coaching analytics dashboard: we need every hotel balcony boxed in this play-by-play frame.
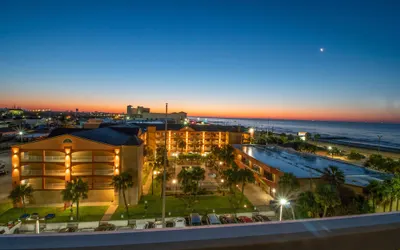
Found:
[21,169,43,176]
[44,156,65,162]
[94,169,114,176]
[71,156,92,162]
[44,169,65,176]
[20,156,43,162]
[93,156,114,162]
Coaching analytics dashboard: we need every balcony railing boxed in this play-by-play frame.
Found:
[44,156,65,162]
[45,183,65,190]
[93,183,113,189]
[94,169,114,175]
[71,156,92,162]
[21,170,43,176]
[93,156,114,162]
[72,170,92,176]
[45,169,65,176]
[21,156,43,162]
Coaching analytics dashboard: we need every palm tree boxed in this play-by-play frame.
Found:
[278,173,300,196]
[364,180,382,212]
[111,172,133,218]
[238,168,255,205]
[321,166,345,188]
[8,184,34,213]
[315,184,341,217]
[175,134,185,153]
[392,175,400,211]
[296,191,321,218]
[61,178,89,221]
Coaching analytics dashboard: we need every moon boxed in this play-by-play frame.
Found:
[320,48,324,52]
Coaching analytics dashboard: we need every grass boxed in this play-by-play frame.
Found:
[0,201,13,215]
[111,194,255,220]
[0,206,109,223]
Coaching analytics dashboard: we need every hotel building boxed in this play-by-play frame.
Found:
[11,126,143,205]
[138,124,250,155]
[10,124,250,205]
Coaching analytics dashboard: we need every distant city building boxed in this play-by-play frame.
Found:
[298,132,310,141]
[83,119,104,129]
[126,105,187,123]
[127,105,133,116]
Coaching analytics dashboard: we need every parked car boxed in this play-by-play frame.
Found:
[219,214,237,224]
[95,223,116,231]
[173,217,186,228]
[166,221,175,228]
[0,168,6,176]
[154,221,163,229]
[147,222,155,229]
[201,216,209,225]
[19,214,30,220]
[237,216,253,223]
[206,213,221,225]
[252,214,270,222]
[45,214,55,220]
[58,227,77,233]
[189,213,202,226]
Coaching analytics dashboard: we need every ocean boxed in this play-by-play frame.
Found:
[197,118,400,150]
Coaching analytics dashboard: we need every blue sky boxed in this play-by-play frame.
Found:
[1,0,399,122]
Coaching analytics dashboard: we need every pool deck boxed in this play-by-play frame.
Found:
[234,144,390,187]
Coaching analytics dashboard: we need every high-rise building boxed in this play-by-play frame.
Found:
[127,105,133,116]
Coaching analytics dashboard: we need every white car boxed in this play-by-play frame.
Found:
[173,217,186,228]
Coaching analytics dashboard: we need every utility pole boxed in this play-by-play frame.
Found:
[377,135,383,153]
[162,103,168,228]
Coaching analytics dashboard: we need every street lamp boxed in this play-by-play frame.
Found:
[172,179,177,195]
[152,170,158,195]
[279,198,288,221]
[220,179,224,183]
[19,131,23,142]
[272,188,276,196]
[328,146,333,158]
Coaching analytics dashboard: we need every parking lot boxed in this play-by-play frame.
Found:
[0,151,12,202]
[2,211,275,235]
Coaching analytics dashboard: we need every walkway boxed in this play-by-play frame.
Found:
[243,183,273,206]
[101,204,118,221]
[142,171,153,195]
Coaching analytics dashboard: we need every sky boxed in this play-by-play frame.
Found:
[1,0,400,122]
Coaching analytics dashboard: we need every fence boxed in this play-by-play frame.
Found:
[116,205,274,220]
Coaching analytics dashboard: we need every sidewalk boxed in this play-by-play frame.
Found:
[101,204,118,221]
[27,201,113,208]
[243,183,273,206]
[142,172,153,195]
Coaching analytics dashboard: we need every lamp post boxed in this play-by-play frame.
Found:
[328,146,333,158]
[152,170,157,195]
[279,198,288,221]
[19,131,23,142]
[377,135,382,153]
[172,179,177,195]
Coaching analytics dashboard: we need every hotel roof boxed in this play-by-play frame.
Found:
[133,123,247,133]
[48,126,143,146]
[233,144,390,187]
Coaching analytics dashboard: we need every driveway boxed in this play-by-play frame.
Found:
[243,183,273,207]
[0,151,12,202]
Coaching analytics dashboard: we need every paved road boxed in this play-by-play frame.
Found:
[0,151,12,202]
[243,183,273,207]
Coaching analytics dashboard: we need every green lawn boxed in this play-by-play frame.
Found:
[0,206,108,223]
[111,194,255,220]
[0,201,13,215]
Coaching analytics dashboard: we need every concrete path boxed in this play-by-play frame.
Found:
[142,172,153,195]
[101,204,118,221]
[27,201,113,208]
[243,183,273,206]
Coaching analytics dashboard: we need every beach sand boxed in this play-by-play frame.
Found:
[309,141,400,166]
